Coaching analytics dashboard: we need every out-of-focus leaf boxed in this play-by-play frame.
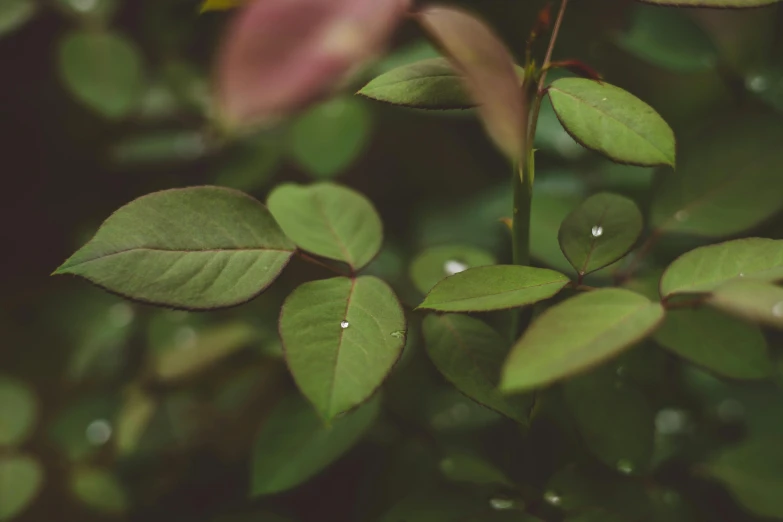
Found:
[501,289,665,392]
[250,395,379,496]
[115,387,157,456]
[66,302,134,383]
[0,454,44,520]
[423,314,533,423]
[705,437,783,518]
[267,183,382,270]
[215,0,407,126]
[410,244,495,294]
[214,134,284,192]
[637,0,779,6]
[58,31,144,119]
[49,395,119,461]
[424,387,502,432]
[279,276,404,420]
[289,97,371,179]
[58,0,118,20]
[548,78,675,167]
[370,40,440,74]
[439,451,514,487]
[616,5,717,72]
[654,308,773,379]
[54,187,295,310]
[532,175,587,272]
[651,114,783,236]
[564,366,655,474]
[111,131,208,165]
[418,265,570,312]
[558,193,643,277]
[0,0,36,37]
[0,376,37,447]
[200,0,244,12]
[660,238,783,298]
[418,6,526,161]
[709,280,783,329]
[153,322,258,382]
[70,467,129,514]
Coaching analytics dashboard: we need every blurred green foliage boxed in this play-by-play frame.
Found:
[2,1,783,521]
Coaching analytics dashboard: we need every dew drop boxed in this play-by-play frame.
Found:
[71,0,98,12]
[390,330,406,339]
[738,272,745,278]
[86,419,112,445]
[675,210,689,222]
[544,490,562,506]
[655,408,688,435]
[489,497,515,511]
[591,226,604,238]
[444,260,469,276]
[772,301,783,318]
[616,459,635,475]
[340,320,350,329]
[615,365,627,377]
[601,97,608,101]
[746,75,769,93]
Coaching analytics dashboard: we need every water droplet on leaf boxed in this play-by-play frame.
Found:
[443,260,469,276]
[655,408,688,435]
[340,320,350,329]
[591,226,604,238]
[390,330,406,339]
[616,459,635,475]
[489,497,515,510]
[85,419,112,445]
[544,490,562,506]
[746,74,769,92]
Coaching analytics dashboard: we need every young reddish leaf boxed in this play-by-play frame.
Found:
[418,6,526,161]
[216,0,409,127]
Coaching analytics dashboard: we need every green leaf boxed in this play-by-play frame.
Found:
[0,0,36,37]
[359,58,526,111]
[54,187,295,310]
[410,244,496,294]
[501,289,665,392]
[558,193,643,277]
[153,322,259,382]
[279,276,405,420]
[267,183,382,270]
[705,437,783,519]
[0,376,37,447]
[418,265,570,312]
[709,280,783,330]
[616,5,717,72]
[58,31,144,119]
[637,0,780,6]
[653,308,773,379]
[359,57,476,109]
[423,314,534,424]
[439,451,514,487]
[548,78,675,167]
[200,0,244,12]
[660,238,783,298]
[379,487,536,522]
[289,97,372,179]
[115,387,156,456]
[564,366,655,475]
[70,467,128,514]
[251,395,379,496]
[0,454,43,520]
[650,114,783,236]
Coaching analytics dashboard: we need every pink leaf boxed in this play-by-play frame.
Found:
[418,6,526,161]
[216,0,408,127]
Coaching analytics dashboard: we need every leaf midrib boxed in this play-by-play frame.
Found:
[423,277,567,308]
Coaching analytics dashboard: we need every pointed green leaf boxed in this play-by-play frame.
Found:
[290,97,372,179]
[558,193,643,276]
[58,31,144,119]
[153,322,259,382]
[709,280,783,330]
[0,454,43,520]
[660,238,783,298]
[279,276,405,420]
[548,78,675,167]
[267,183,382,270]
[418,265,570,312]
[637,0,780,6]
[70,467,128,514]
[423,314,534,424]
[359,57,477,109]
[410,245,495,294]
[0,376,37,447]
[418,7,526,161]
[501,289,665,392]
[251,395,379,496]
[54,187,295,310]
[705,437,783,519]
[651,114,783,236]
[0,0,36,37]
[654,308,773,380]
[564,366,654,474]
[617,5,717,72]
